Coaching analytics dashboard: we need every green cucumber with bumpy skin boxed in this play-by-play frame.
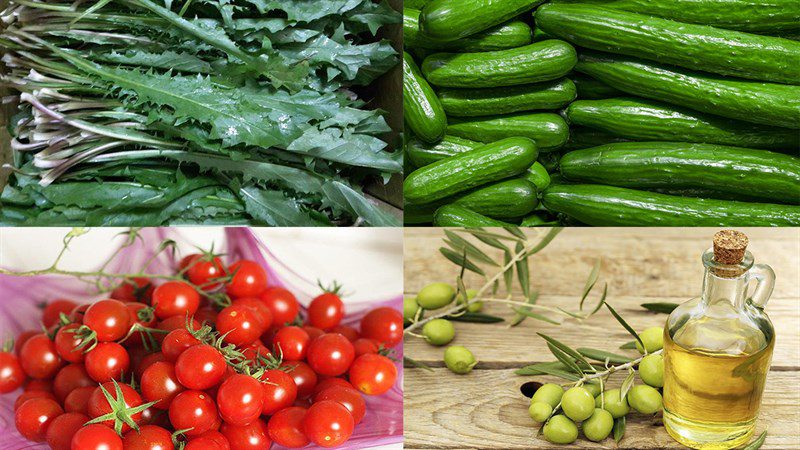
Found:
[575,52,800,129]
[404,137,538,204]
[541,184,800,226]
[421,41,577,88]
[404,202,438,224]
[434,204,513,227]
[405,9,532,52]
[438,78,576,117]
[406,135,481,168]
[559,142,800,204]
[454,178,539,219]
[447,113,569,152]
[570,73,622,100]
[524,162,551,191]
[403,52,447,143]
[535,4,800,84]
[564,127,628,151]
[532,27,555,42]
[420,0,544,40]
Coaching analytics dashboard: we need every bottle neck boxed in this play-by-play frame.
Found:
[701,269,747,309]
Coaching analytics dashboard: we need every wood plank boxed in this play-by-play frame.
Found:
[403,368,799,449]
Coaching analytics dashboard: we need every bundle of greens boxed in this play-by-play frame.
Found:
[0,0,401,226]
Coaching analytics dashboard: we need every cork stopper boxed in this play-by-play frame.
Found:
[713,230,748,264]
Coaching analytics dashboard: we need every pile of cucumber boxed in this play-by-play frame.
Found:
[402,0,800,227]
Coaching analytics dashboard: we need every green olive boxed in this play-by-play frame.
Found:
[635,327,664,354]
[595,388,630,418]
[561,386,595,422]
[417,282,456,309]
[403,296,420,323]
[530,383,563,408]
[583,381,602,398]
[528,401,552,423]
[444,345,476,374]
[457,288,483,312]
[422,319,455,346]
[639,354,664,388]
[628,385,662,414]
[543,415,578,445]
[582,408,614,442]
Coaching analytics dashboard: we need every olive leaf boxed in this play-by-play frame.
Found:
[503,250,514,293]
[641,302,679,314]
[505,225,526,239]
[510,291,540,327]
[743,430,767,450]
[590,282,608,315]
[539,333,595,372]
[511,306,559,325]
[605,302,645,351]
[619,341,637,350]
[447,312,504,323]
[404,356,434,372]
[613,416,626,442]
[439,247,485,276]
[620,368,636,400]
[577,348,634,364]
[546,342,585,376]
[444,230,498,266]
[515,241,531,299]
[515,362,582,381]
[579,258,602,310]
[524,227,563,257]
[464,228,519,244]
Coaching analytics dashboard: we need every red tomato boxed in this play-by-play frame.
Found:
[53,363,94,402]
[15,330,37,357]
[239,340,271,365]
[161,328,200,362]
[175,344,226,390]
[184,255,226,290]
[260,369,298,415]
[42,299,78,328]
[151,281,200,320]
[313,385,366,424]
[267,406,309,448]
[313,377,354,396]
[14,397,64,442]
[225,260,268,298]
[19,334,63,380]
[353,338,380,357]
[272,326,310,361]
[125,302,157,348]
[83,299,132,342]
[84,342,130,382]
[281,361,317,399]
[330,325,359,342]
[186,430,230,450]
[14,390,56,411]
[88,382,144,432]
[69,304,90,323]
[193,306,218,325]
[303,400,354,448]
[220,418,271,450]
[111,278,155,304]
[306,333,355,377]
[302,326,325,341]
[71,424,123,450]
[259,287,299,327]
[64,386,95,414]
[360,307,403,347]
[24,378,53,392]
[0,350,24,393]
[216,374,265,426]
[122,424,174,450]
[307,292,344,330]
[54,324,86,364]
[169,390,218,437]
[216,304,263,347]
[45,412,89,450]
[232,298,273,331]
[155,316,201,343]
[349,353,397,396]
[141,361,185,410]
[134,352,165,382]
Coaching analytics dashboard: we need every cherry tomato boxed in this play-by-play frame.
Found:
[303,400,354,448]
[14,390,56,411]
[15,330,37,357]
[330,325,359,342]
[215,374,265,426]
[216,304,263,347]
[307,292,344,330]
[88,381,144,432]
[152,281,200,320]
[349,353,397,396]
[0,350,24,393]
[155,316,201,343]
[175,344,226,390]
[186,430,230,450]
[306,333,355,377]
[83,299,132,342]
[141,361,185,410]
[84,342,130,382]
[232,298,273,331]
[20,334,63,380]
[360,307,403,347]
[14,397,64,442]
[134,352,165,382]
[71,424,123,450]
[54,324,86,364]
[24,378,53,392]
[239,340,271,365]
[302,326,325,341]
[272,326,310,361]
[161,328,200,362]
[267,406,309,448]
[169,390,218,437]
[225,260,268,298]
[353,338,380,357]
[122,424,174,450]
[45,412,89,450]
[193,306,218,325]
[313,385,366,424]
[259,287,299,327]
[313,378,354,396]
[281,361,318,399]
[125,302,157,348]
[69,304,90,323]
[64,386,95,414]
[42,299,78,328]
[184,254,226,290]
[220,418,271,450]
[260,369,298,415]
[53,363,94,402]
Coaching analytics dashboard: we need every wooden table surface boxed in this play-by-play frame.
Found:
[403,228,800,449]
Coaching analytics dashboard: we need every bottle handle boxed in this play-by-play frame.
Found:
[747,264,775,309]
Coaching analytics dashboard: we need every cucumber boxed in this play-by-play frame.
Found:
[549,0,800,33]
[564,127,629,152]
[421,41,577,88]
[403,52,447,143]
[570,73,622,100]
[535,4,800,84]
[575,52,800,129]
[566,98,800,151]
[405,9,532,52]
[404,202,438,224]
[524,162,551,191]
[559,142,800,204]
[438,78,576,117]
[538,152,561,173]
[404,137,538,204]
[541,184,800,226]
[406,0,430,9]
[447,113,569,152]
[419,0,544,40]
[454,178,539,219]
[532,27,555,42]
[433,204,513,227]
[406,135,481,167]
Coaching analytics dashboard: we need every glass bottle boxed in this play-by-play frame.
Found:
[663,230,775,449]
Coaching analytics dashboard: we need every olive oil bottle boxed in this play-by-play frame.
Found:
[663,230,775,449]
